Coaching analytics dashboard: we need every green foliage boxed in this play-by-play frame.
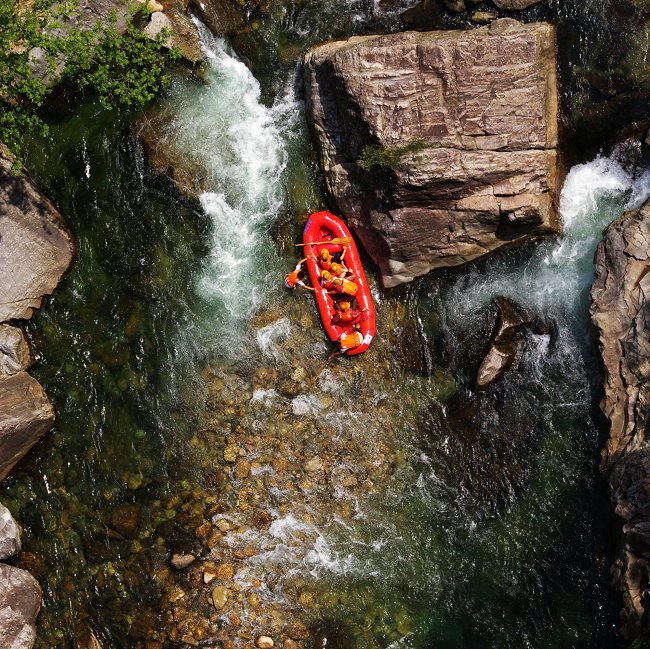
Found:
[630,639,650,649]
[0,0,179,160]
[360,138,432,172]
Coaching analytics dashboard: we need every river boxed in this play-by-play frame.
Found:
[1,1,649,648]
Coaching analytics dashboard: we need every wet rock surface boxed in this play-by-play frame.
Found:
[0,144,75,321]
[0,372,55,483]
[303,20,561,287]
[492,0,543,9]
[0,564,42,649]
[0,325,32,376]
[591,200,650,638]
[475,296,548,390]
[0,502,22,560]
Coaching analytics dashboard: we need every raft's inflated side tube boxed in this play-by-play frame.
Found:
[303,211,376,356]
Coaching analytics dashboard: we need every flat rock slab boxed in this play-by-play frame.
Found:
[0,143,75,321]
[590,201,650,638]
[0,502,22,560]
[304,19,561,287]
[0,564,41,649]
[0,372,55,482]
[0,325,31,376]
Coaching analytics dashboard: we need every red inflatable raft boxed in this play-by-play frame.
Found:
[303,211,376,356]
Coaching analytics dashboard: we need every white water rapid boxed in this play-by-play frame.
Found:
[445,148,650,352]
[156,21,299,353]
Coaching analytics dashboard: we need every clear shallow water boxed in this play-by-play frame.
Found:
[2,3,650,648]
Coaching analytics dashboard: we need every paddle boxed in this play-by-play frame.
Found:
[295,237,352,247]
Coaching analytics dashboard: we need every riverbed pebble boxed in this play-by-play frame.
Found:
[171,553,196,570]
[211,585,229,609]
[255,635,274,648]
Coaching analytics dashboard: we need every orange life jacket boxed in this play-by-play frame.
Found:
[339,331,363,352]
[332,309,361,325]
[336,278,357,297]
[285,263,303,289]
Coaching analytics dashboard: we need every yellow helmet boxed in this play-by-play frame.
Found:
[338,301,351,311]
[321,270,332,281]
[320,249,331,260]
[330,262,341,274]
[332,277,343,286]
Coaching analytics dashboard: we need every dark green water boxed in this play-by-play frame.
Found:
[1,104,211,647]
[2,0,649,647]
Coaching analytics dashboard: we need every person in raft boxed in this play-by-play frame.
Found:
[329,276,358,298]
[331,300,362,326]
[319,249,333,271]
[285,258,315,290]
[319,270,335,290]
[329,261,354,280]
[319,247,348,271]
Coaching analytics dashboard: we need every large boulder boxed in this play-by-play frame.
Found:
[0,372,55,482]
[0,502,22,560]
[0,564,41,649]
[590,201,650,638]
[303,19,561,287]
[0,144,75,321]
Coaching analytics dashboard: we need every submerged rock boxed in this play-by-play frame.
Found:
[591,200,650,639]
[303,20,561,287]
[0,144,75,321]
[109,504,142,539]
[0,564,41,649]
[442,0,480,11]
[0,373,55,482]
[475,297,536,390]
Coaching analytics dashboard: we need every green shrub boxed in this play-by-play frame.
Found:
[0,0,179,160]
[359,138,431,172]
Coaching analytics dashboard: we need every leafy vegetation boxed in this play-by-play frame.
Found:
[0,0,178,160]
[360,138,432,172]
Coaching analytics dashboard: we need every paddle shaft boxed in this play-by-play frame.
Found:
[295,237,352,247]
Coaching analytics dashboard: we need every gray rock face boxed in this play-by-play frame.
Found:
[590,201,650,638]
[0,564,41,649]
[0,144,75,321]
[0,503,22,560]
[189,0,248,36]
[0,372,55,482]
[0,325,31,376]
[304,19,561,287]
